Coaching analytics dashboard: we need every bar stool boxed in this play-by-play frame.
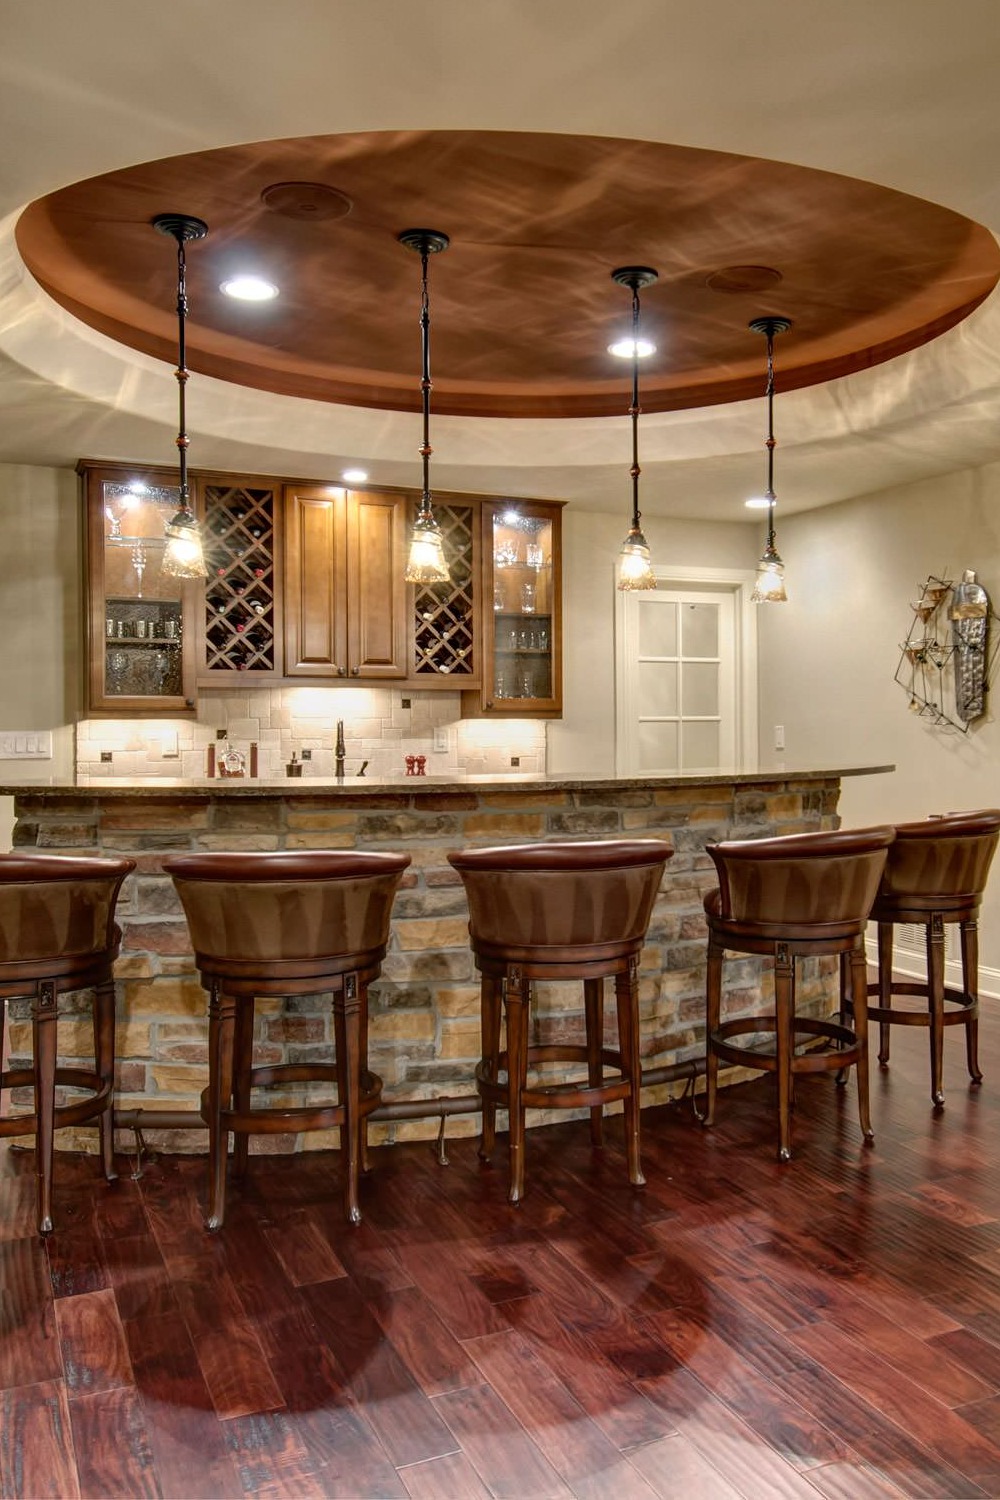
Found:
[702,826,894,1160]
[865,809,1000,1107]
[0,853,135,1233]
[447,839,673,1203]
[162,850,410,1229]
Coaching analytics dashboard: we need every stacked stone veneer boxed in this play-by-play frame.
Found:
[6,775,840,1153]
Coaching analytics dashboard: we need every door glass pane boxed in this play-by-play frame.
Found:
[681,720,721,769]
[682,661,719,717]
[638,661,678,716]
[682,602,719,657]
[102,480,185,699]
[639,599,677,656]
[639,721,679,772]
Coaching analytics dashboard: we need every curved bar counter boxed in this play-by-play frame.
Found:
[1,766,891,1151]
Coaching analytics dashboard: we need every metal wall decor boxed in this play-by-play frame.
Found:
[894,571,998,731]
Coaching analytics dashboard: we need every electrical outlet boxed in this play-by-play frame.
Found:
[510,756,520,767]
[401,698,411,709]
[100,750,113,764]
[300,748,312,760]
[216,728,228,740]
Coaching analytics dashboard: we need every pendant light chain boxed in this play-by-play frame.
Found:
[629,281,642,533]
[613,265,658,591]
[152,212,209,580]
[399,229,451,584]
[418,240,433,523]
[749,314,792,604]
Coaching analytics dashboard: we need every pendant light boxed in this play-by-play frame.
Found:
[152,213,209,579]
[749,315,792,604]
[399,229,451,584]
[612,266,659,591]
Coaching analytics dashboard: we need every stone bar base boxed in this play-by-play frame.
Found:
[3,771,854,1151]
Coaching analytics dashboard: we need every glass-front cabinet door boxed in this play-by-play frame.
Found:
[471,499,563,717]
[83,464,197,715]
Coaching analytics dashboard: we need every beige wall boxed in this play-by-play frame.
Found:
[758,460,1000,978]
[0,462,80,845]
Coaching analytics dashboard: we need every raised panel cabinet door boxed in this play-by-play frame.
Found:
[283,486,348,676]
[345,490,408,678]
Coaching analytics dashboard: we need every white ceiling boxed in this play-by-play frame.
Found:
[2,0,1000,522]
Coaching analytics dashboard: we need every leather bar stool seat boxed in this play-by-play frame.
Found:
[447,839,673,1203]
[0,853,135,1233]
[702,826,894,1160]
[864,809,1000,1107]
[162,850,410,1229]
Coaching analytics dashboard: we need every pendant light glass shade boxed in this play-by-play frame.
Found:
[749,315,791,605]
[612,266,659,591]
[399,229,451,585]
[152,213,209,580]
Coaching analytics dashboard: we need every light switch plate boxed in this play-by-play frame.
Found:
[0,730,53,759]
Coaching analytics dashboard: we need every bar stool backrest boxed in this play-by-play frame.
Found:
[880,810,1000,904]
[0,853,134,967]
[447,839,673,954]
[162,851,411,964]
[708,827,895,929]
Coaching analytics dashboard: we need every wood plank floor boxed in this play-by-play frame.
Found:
[4,1020,1000,1498]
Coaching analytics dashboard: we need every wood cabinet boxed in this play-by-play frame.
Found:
[81,462,199,716]
[283,485,408,678]
[82,463,562,714]
[464,498,564,718]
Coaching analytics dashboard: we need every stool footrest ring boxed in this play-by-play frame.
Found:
[710,1014,862,1075]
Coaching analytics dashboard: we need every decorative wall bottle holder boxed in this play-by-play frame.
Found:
[894,571,999,732]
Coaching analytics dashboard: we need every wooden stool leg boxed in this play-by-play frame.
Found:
[835,953,850,1088]
[703,939,723,1126]
[850,942,874,1144]
[231,997,255,1180]
[359,981,372,1174]
[961,917,983,1085]
[333,972,363,1226]
[504,967,529,1205]
[205,982,236,1232]
[32,980,58,1235]
[479,974,502,1162]
[877,920,894,1067]
[584,977,605,1147]
[775,944,794,1162]
[615,956,645,1187]
[927,913,946,1108]
[93,977,118,1183]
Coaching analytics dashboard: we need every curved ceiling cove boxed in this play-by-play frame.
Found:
[15,129,1000,420]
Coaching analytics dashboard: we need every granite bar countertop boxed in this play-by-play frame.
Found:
[0,764,894,799]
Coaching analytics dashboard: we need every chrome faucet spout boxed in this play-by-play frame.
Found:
[335,719,346,779]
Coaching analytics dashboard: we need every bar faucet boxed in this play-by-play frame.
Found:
[335,719,346,779]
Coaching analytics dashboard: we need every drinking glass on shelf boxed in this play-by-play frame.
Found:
[517,669,533,698]
[493,583,504,611]
[520,581,536,613]
[538,624,549,651]
[494,540,518,569]
[494,668,507,699]
[526,542,544,570]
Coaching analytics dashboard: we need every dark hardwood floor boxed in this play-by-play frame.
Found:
[5,1019,1000,1498]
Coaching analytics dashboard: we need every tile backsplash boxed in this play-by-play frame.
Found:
[76,686,547,781]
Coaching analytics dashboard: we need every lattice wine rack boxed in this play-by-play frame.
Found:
[412,503,476,681]
[202,482,277,675]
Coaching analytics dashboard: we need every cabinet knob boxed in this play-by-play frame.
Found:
[484,700,493,710]
[351,666,360,677]
[336,665,346,677]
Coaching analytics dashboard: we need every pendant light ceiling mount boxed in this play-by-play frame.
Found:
[612,264,659,592]
[151,212,209,580]
[749,314,793,604]
[399,227,451,585]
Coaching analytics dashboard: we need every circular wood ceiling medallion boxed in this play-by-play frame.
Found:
[16,129,1000,419]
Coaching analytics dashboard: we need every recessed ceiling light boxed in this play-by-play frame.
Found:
[341,468,369,484]
[608,337,656,359]
[220,275,279,302]
[745,497,776,510]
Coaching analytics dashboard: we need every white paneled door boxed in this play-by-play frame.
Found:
[616,573,757,775]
